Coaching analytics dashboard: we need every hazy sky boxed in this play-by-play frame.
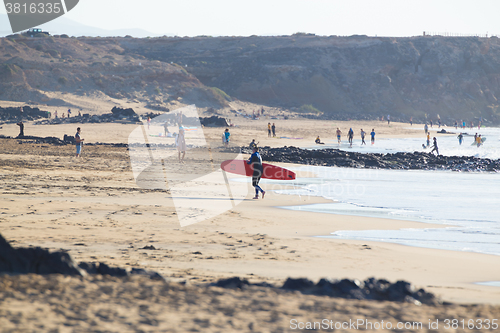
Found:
[2,0,500,37]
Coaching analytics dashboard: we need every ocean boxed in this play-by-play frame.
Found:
[273,125,500,256]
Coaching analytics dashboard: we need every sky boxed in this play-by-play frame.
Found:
[2,0,500,37]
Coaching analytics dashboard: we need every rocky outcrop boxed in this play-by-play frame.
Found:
[242,146,500,172]
[200,115,230,127]
[212,276,437,305]
[0,233,84,275]
[0,233,163,279]
[0,105,51,122]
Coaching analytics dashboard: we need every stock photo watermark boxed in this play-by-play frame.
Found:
[4,0,79,33]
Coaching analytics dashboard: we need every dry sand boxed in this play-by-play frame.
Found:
[1,100,500,332]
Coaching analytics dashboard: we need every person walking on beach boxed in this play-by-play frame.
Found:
[75,127,84,157]
[223,128,230,147]
[457,133,463,145]
[387,114,390,125]
[360,129,366,145]
[16,121,24,138]
[336,128,342,144]
[410,117,413,126]
[272,123,276,137]
[424,123,428,134]
[426,132,430,147]
[247,146,265,199]
[268,123,272,137]
[370,129,375,144]
[347,128,354,147]
[430,137,439,155]
[176,128,186,162]
[54,110,58,118]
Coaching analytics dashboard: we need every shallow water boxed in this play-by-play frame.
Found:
[305,126,500,160]
[277,163,500,255]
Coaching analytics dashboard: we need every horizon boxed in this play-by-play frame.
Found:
[1,0,500,38]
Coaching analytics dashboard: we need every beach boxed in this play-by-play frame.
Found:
[1,104,500,331]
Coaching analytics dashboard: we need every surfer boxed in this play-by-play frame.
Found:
[370,129,375,144]
[247,146,265,199]
[457,133,463,145]
[476,134,482,147]
[315,136,324,144]
[430,137,439,155]
[360,129,366,145]
[336,128,342,144]
[75,127,84,157]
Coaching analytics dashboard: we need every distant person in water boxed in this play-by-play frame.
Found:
[16,121,24,137]
[315,136,324,144]
[247,146,265,199]
[457,133,463,145]
[347,128,354,147]
[370,129,375,144]
[476,134,482,147]
[75,127,84,157]
[430,137,439,155]
[360,129,366,145]
[336,128,342,144]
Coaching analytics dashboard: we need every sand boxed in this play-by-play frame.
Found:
[1,99,500,332]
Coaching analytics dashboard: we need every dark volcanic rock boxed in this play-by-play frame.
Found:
[0,233,164,280]
[250,146,500,172]
[213,277,250,289]
[0,234,84,276]
[212,275,437,304]
[0,106,51,122]
[281,277,436,305]
[200,116,230,127]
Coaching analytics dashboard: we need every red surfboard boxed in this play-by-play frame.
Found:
[221,160,296,180]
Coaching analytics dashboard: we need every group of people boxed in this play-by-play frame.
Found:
[330,128,376,147]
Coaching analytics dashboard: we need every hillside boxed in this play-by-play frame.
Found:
[2,33,500,123]
[0,35,229,112]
